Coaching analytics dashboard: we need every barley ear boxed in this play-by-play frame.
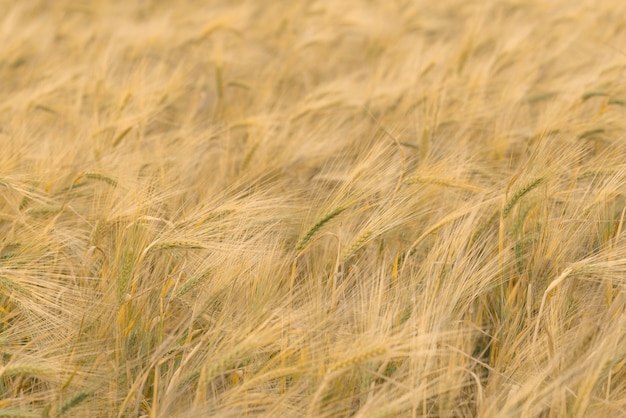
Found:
[148,240,206,253]
[76,172,118,187]
[176,272,209,297]
[329,345,387,372]
[118,249,135,303]
[296,207,346,251]
[0,363,53,378]
[404,175,484,192]
[502,177,545,218]
[56,392,89,417]
[340,229,373,262]
[25,205,64,216]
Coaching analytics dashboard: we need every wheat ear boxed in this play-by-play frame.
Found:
[84,172,118,186]
[25,205,64,216]
[502,177,545,218]
[56,391,89,417]
[0,363,53,378]
[308,346,387,416]
[296,207,346,251]
[329,345,387,372]
[148,240,206,253]
[340,229,373,262]
[404,175,484,192]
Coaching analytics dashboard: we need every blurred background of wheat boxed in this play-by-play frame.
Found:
[1,0,626,416]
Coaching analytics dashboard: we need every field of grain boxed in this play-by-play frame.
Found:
[2,1,626,416]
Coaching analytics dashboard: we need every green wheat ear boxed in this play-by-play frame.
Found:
[503,177,545,218]
[56,391,89,417]
[148,240,206,253]
[25,205,64,216]
[296,206,346,251]
[117,249,134,303]
[76,172,118,187]
[0,363,53,378]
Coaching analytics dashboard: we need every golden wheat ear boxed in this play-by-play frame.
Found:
[340,229,372,262]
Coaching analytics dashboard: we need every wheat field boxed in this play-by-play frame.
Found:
[1,0,626,417]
